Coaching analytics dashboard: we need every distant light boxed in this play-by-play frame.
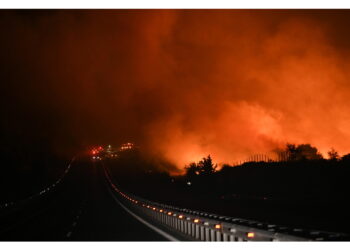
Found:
[247,232,255,238]
[159,209,163,212]
[168,212,172,215]
[152,207,156,210]
[187,181,192,186]
[179,215,183,219]
[194,219,199,223]
[215,224,221,229]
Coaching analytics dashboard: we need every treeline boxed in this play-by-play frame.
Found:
[106,143,350,202]
[105,144,350,233]
[185,143,350,179]
[275,143,349,161]
[182,143,350,202]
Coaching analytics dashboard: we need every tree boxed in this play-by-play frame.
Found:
[328,148,339,161]
[295,144,323,160]
[197,155,217,176]
[341,153,350,162]
[285,143,323,161]
[184,162,200,179]
[286,143,297,161]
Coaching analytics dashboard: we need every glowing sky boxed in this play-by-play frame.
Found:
[2,10,350,171]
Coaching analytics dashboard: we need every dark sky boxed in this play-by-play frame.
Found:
[2,10,350,170]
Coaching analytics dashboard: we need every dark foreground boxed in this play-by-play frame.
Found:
[0,157,166,241]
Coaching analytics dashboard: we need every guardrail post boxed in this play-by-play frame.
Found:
[210,229,215,241]
[103,164,339,242]
[216,231,222,241]
[205,228,210,241]
[200,226,205,240]
[195,224,200,239]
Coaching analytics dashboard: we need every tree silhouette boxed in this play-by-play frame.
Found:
[197,155,217,176]
[185,162,200,179]
[341,153,350,162]
[296,144,323,160]
[328,148,339,161]
[285,143,323,161]
[286,143,297,160]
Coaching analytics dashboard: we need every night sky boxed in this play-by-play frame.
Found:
[2,10,350,170]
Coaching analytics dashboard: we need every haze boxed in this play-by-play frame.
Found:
[2,10,350,172]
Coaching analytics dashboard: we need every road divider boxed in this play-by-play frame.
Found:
[0,157,76,211]
[101,162,349,241]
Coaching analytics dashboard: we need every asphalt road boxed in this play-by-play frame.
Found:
[0,157,167,241]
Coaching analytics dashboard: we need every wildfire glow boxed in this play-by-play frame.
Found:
[5,11,350,171]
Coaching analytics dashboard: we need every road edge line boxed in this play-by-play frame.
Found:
[107,187,179,242]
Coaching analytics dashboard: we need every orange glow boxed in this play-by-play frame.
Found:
[167,212,172,215]
[215,224,221,229]
[194,219,199,223]
[6,11,350,171]
[160,209,163,212]
[178,215,183,219]
[138,11,350,170]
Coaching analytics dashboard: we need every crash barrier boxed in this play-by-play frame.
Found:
[102,164,348,241]
[0,157,75,210]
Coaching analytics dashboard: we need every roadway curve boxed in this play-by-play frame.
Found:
[0,157,168,241]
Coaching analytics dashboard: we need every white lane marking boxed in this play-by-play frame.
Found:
[72,222,77,227]
[66,231,72,238]
[107,187,179,241]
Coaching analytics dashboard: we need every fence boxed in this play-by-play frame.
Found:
[102,164,347,241]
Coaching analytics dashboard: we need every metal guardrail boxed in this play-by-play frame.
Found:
[0,157,75,210]
[103,164,349,241]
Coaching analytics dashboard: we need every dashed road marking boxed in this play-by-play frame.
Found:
[66,231,72,238]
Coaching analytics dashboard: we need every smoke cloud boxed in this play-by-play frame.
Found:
[2,10,350,172]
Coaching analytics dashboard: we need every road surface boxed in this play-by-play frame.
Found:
[0,157,167,241]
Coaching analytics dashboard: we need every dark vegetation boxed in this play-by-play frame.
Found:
[106,144,350,234]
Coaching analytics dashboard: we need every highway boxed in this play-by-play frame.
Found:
[0,157,168,241]
[1,156,348,242]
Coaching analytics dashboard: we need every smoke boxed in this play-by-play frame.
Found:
[142,11,350,168]
[2,10,350,171]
